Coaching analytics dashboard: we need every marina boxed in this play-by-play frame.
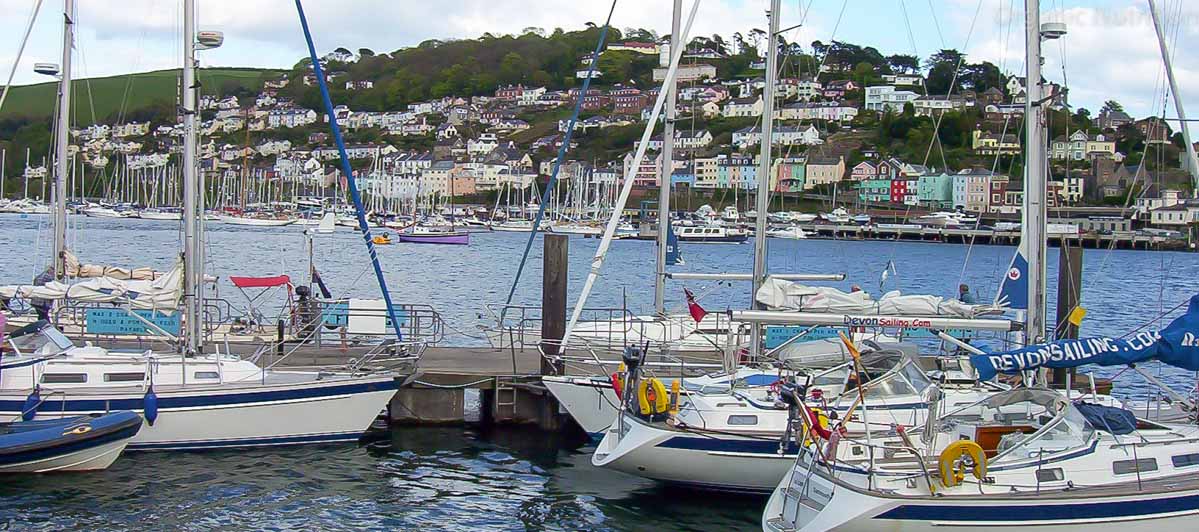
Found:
[4,0,1199,530]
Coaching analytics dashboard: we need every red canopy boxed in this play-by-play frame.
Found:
[229,275,291,289]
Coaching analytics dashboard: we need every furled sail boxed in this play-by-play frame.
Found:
[972,293,1199,380]
[0,261,183,310]
[62,251,162,280]
[754,278,999,318]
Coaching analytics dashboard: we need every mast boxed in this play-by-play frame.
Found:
[1148,0,1199,190]
[750,0,782,357]
[1023,0,1050,344]
[51,0,74,279]
[182,0,202,355]
[655,0,682,316]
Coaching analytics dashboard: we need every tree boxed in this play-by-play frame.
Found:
[887,54,919,74]
[1101,100,1125,115]
[358,48,375,58]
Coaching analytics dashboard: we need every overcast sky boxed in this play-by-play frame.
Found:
[2,0,1197,120]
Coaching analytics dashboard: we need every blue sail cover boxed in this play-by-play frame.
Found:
[994,244,1028,310]
[972,294,1199,380]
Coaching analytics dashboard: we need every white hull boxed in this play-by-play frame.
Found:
[218,215,296,227]
[764,464,1199,531]
[0,375,398,450]
[593,416,792,492]
[138,211,182,221]
[542,376,620,437]
[83,208,134,219]
[0,437,129,473]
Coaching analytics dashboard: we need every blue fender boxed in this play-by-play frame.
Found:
[21,387,40,421]
[143,386,159,426]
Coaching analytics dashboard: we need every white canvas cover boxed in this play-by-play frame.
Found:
[63,251,163,280]
[754,278,995,318]
[0,262,183,310]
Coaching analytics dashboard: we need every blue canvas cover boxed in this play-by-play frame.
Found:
[1074,402,1138,435]
[972,294,1199,380]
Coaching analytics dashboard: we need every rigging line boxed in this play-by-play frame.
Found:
[919,0,984,171]
[0,0,44,115]
[293,0,402,343]
[499,0,617,323]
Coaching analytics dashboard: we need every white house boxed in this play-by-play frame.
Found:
[267,108,318,129]
[865,86,919,113]
[723,96,763,118]
[776,101,858,122]
[732,125,823,148]
[467,133,500,156]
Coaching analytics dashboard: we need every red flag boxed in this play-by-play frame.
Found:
[684,288,707,323]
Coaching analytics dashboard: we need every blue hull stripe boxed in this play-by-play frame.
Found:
[876,493,1199,522]
[128,431,364,451]
[657,436,798,455]
[0,379,399,414]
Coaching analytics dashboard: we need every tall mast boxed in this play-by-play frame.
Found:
[182,0,201,354]
[51,0,74,279]
[750,0,781,356]
[655,0,682,316]
[1023,0,1048,344]
[1148,0,1199,190]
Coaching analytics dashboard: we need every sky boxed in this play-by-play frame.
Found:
[2,0,1198,121]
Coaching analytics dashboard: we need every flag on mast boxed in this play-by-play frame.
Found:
[684,288,706,323]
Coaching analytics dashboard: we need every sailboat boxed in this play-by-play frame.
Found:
[0,0,405,451]
[763,2,1199,529]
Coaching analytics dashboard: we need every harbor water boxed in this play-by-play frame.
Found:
[1,214,1197,530]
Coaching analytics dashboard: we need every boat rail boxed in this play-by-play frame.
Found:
[482,304,641,350]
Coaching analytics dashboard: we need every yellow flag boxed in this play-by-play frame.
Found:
[1068,306,1087,327]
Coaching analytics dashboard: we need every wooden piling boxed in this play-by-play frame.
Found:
[540,233,568,375]
[1052,243,1084,385]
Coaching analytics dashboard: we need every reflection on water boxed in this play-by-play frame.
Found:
[0,427,761,531]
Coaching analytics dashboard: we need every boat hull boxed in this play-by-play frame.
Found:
[218,215,296,227]
[0,412,142,473]
[396,233,470,245]
[593,416,793,492]
[542,376,619,439]
[765,464,1199,531]
[0,375,399,451]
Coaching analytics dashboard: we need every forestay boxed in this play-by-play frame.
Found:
[972,293,1199,380]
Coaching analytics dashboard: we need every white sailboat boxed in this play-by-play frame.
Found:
[0,1,405,451]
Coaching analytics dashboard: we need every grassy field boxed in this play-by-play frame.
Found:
[0,67,285,123]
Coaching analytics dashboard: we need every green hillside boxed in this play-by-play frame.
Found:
[0,67,284,123]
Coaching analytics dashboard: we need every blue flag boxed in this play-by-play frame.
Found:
[995,244,1028,310]
[972,294,1199,380]
[666,223,684,266]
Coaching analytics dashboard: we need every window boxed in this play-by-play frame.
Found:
[194,371,220,380]
[1172,453,1199,468]
[728,415,758,426]
[1113,458,1158,475]
[1036,468,1065,482]
[42,373,87,384]
[104,372,145,383]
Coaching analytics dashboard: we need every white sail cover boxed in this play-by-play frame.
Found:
[63,251,162,280]
[0,262,183,310]
[755,278,997,318]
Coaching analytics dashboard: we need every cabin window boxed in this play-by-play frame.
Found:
[194,371,220,379]
[727,415,758,426]
[41,373,87,384]
[1035,468,1064,482]
[1172,453,1199,468]
[1112,458,1158,475]
[103,372,145,383]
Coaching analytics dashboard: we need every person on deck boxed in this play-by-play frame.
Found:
[958,283,977,304]
[31,267,55,322]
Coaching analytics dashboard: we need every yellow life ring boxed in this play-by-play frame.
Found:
[938,440,987,488]
[637,378,670,416]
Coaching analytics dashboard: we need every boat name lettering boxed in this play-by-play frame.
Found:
[841,316,933,329]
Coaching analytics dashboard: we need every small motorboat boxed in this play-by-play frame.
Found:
[396,225,469,245]
[371,232,393,245]
[0,411,142,473]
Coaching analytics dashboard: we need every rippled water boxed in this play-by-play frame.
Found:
[1,214,1197,529]
[0,427,761,531]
